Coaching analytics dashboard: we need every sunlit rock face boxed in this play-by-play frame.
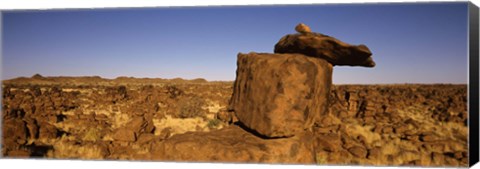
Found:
[229,52,333,138]
[275,23,376,67]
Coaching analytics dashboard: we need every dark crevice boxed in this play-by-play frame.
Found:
[23,144,53,157]
[234,121,289,140]
[56,114,67,123]
[56,130,69,138]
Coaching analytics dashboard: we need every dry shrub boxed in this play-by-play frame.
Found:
[112,113,130,129]
[82,128,101,142]
[315,152,328,165]
[152,115,207,136]
[47,136,106,160]
[176,96,206,118]
[206,119,221,129]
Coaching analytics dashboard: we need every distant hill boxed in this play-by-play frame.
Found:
[2,75,232,86]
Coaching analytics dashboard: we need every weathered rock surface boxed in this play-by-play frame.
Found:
[2,118,28,146]
[38,121,59,139]
[229,52,333,138]
[112,128,136,142]
[151,125,315,164]
[274,24,375,67]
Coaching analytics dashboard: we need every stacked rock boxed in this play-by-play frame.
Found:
[229,23,376,138]
[153,23,376,163]
[275,23,376,67]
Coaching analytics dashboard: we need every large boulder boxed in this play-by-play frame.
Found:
[274,23,375,67]
[229,52,333,138]
[151,125,315,164]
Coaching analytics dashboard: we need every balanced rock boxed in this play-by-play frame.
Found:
[275,23,375,67]
[295,23,311,34]
[151,125,315,164]
[229,52,332,138]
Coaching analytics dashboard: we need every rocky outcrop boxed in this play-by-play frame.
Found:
[151,125,315,163]
[144,23,374,164]
[229,52,333,137]
[229,23,375,139]
[149,23,375,163]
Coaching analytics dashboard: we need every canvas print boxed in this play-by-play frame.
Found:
[1,2,475,167]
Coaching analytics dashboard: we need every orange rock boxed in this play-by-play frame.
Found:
[453,151,463,159]
[294,23,311,34]
[151,125,315,164]
[7,150,31,157]
[159,127,172,139]
[136,133,155,144]
[274,30,375,67]
[420,134,439,142]
[38,121,58,139]
[229,52,333,138]
[348,146,367,158]
[316,133,342,152]
[382,126,394,134]
[126,116,147,134]
[113,128,136,142]
[367,147,381,159]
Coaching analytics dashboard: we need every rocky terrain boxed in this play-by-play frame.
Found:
[2,76,232,159]
[1,76,468,166]
[1,24,469,167]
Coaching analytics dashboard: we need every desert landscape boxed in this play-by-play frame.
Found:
[1,75,468,166]
[1,23,469,167]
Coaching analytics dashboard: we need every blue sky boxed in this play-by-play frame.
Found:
[2,2,469,84]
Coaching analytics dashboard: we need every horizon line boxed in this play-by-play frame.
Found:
[1,74,469,85]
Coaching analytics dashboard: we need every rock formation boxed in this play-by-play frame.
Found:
[151,23,375,163]
[295,23,311,34]
[275,23,375,67]
[229,52,333,137]
[2,23,392,165]
[229,23,375,138]
[151,125,315,163]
